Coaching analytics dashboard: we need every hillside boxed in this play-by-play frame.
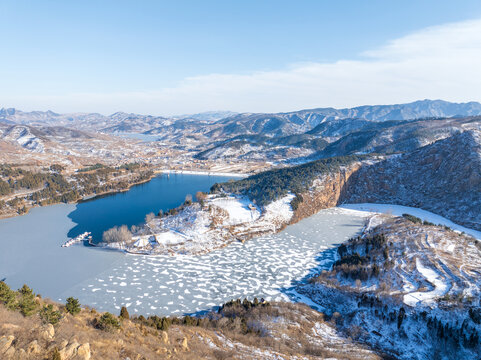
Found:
[207,130,481,236]
[316,116,481,158]
[297,215,481,359]
[0,283,383,360]
[341,130,481,231]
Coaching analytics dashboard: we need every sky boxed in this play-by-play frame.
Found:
[1,0,481,116]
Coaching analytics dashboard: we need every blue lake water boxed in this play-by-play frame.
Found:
[0,174,368,316]
[68,173,232,243]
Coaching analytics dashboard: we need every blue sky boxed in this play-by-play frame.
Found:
[1,0,481,115]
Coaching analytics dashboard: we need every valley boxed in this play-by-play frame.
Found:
[1,100,481,359]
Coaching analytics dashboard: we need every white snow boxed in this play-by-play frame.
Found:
[210,196,260,224]
[154,231,186,245]
[133,236,151,247]
[262,194,295,224]
[125,193,296,255]
[340,203,481,240]
[403,258,449,307]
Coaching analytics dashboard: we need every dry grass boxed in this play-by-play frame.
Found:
[0,297,385,360]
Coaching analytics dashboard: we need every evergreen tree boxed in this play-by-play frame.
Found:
[65,297,81,316]
[120,306,129,320]
[39,304,62,325]
[0,281,17,310]
[17,284,37,316]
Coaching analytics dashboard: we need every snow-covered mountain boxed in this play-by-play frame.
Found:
[2,100,480,139]
[204,99,481,138]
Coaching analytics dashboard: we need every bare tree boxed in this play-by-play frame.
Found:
[102,225,132,244]
[145,212,155,224]
[196,191,207,207]
[196,191,207,201]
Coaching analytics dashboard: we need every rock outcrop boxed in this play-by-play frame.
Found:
[290,163,361,224]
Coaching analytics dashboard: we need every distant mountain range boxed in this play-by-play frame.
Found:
[2,100,480,137]
[199,99,481,139]
[2,100,481,162]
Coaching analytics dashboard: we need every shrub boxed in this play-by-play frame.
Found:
[119,306,129,320]
[17,284,37,316]
[402,213,422,224]
[0,281,17,310]
[145,212,155,223]
[65,297,81,315]
[196,191,207,207]
[51,347,62,360]
[290,193,304,211]
[95,312,121,332]
[39,304,62,325]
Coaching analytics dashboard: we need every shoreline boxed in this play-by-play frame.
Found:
[0,170,245,221]
[0,174,157,220]
[157,169,250,178]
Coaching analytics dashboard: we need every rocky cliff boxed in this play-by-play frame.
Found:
[290,163,362,224]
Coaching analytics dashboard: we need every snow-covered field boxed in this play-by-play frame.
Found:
[210,196,260,224]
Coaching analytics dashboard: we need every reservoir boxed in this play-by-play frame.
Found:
[67,173,234,243]
[0,173,367,315]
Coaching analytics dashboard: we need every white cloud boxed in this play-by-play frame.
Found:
[5,17,481,115]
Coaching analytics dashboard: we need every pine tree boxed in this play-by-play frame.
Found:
[17,284,37,316]
[0,281,17,310]
[120,306,129,320]
[65,297,81,315]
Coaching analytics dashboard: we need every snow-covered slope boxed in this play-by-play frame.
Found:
[103,194,295,255]
[298,215,481,359]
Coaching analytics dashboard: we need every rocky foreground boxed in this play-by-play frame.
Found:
[0,290,384,360]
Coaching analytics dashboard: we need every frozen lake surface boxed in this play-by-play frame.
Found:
[66,207,367,315]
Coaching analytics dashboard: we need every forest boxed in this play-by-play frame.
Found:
[0,163,153,214]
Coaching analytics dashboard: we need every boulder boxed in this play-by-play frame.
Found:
[60,341,79,358]
[160,331,169,344]
[181,337,188,351]
[76,343,91,360]
[16,348,28,360]
[41,323,55,340]
[27,340,41,355]
[0,324,20,332]
[0,335,15,354]
[4,345,16,358]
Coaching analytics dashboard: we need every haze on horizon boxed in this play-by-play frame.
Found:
[1,0,481,116]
